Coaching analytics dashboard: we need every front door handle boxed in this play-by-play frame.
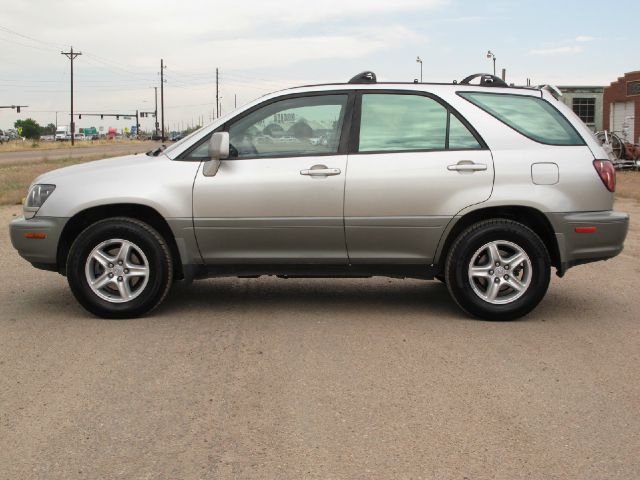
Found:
[300,165,341,176]
[447,161,487,172]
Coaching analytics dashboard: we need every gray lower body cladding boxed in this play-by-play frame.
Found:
[9,215,68,270]
[547,210,629,275]
[10,211,629,279]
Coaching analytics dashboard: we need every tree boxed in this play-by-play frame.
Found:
[40,123,56,136]
[14,118,41,140]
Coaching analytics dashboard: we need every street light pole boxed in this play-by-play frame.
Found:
[416,56,423,82]
[486,50,496,76]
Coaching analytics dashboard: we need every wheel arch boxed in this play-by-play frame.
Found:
[56,203,184,279]
[435,205,560,273]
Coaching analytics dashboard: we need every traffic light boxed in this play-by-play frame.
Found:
[78,114,82,119]
[116,115,119,120]
[16,106,20,113]
[100,115,103,119]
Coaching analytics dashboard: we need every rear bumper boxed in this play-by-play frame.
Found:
[9,215,68,271]
[548,210,629,275]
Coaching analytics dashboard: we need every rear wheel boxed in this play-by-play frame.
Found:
[67,217,173,318]
[445,219,550,320]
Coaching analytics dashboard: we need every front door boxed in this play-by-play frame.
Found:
[192,93,352,264]
[344,92,494,264]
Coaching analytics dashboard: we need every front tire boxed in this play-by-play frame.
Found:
[445,219,550,321]
[67,217,173,319]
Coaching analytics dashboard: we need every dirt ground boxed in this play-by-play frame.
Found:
[0,197,638,479]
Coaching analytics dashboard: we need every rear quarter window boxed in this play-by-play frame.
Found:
[458,92,585,146]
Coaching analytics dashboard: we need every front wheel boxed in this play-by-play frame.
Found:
[67,217,173,319]
[445,219,550,321]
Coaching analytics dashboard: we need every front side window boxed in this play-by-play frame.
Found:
[357,94,481,152]
[459,92,585,145]
[227,95,347,159]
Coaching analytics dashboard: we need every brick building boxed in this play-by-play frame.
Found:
[603,71,640,144]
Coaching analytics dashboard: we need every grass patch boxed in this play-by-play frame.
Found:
[0,139,153,153]
[0,153,124,205]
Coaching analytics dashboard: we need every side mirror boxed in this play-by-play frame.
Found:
[203,132,229,176]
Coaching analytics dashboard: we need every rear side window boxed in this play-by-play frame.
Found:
[458,92,585,146]
[358,93,482,152]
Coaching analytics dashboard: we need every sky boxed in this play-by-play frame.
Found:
[0,0,638,132]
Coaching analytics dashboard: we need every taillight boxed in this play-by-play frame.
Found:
[593,160,616,192]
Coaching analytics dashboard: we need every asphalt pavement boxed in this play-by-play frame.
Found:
[1,199,638,479]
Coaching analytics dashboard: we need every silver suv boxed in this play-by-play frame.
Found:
[9,72,629,320]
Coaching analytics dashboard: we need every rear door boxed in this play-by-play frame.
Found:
[344,91,494,264]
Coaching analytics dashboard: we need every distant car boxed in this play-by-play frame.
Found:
[0,130,9,143]
[169,134,185,142]
[9,71,629,320]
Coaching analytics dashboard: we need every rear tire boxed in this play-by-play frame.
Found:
[445,219,550,321]
[66,217,173,319]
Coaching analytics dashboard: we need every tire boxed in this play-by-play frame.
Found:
[445,219,550,321]
[66,217,173,319]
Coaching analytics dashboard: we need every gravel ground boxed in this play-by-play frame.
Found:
[0,199,638,479]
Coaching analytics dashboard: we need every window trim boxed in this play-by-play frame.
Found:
[457,91,586,147]
[350,90,488,155]
[178,90,356,162]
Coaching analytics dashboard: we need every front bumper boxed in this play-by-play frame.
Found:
[548,210,629,275]
[9,215,68,271]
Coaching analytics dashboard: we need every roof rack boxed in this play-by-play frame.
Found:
[348,71,377,84]
[459,73,508,88]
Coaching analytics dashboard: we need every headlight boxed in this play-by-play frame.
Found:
[24,184,56,218]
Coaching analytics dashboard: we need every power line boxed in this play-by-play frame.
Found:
[0,24,67,49]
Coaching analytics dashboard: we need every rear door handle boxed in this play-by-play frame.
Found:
[300,165,341,176]
[447,162,487,172]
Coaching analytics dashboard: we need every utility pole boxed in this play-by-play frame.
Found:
[160,59,166,142]
[61,46,82,146]
[135,109,139,138]
[234,94,237,109]
[153,86,159,137]
[215,68,219,119]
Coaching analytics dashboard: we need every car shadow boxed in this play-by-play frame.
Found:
[18,277,601,323]
[154,277,469,323]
